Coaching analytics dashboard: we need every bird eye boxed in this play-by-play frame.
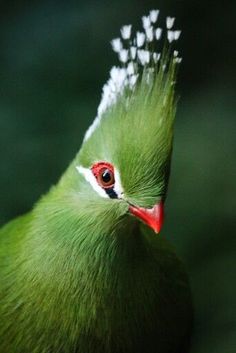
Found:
[98,168,115,188]
[91,162,115,189]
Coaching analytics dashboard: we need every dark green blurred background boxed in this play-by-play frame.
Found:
[0,1,235,352]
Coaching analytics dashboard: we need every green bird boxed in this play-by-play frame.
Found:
[0,10,192,353]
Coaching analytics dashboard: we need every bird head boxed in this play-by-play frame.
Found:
[61,10,182,235]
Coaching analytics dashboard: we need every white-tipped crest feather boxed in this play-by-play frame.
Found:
[83,9,182,142]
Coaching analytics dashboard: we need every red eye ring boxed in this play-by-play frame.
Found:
[91,162,115,189]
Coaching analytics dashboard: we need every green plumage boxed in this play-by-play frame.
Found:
[0,12,192,353]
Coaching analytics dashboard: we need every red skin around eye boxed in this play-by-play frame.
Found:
[91,162,114,178]
[91,162,115,189]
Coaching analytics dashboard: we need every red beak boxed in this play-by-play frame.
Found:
[129,201,164,234]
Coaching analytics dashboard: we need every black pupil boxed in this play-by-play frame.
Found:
[102,169,112,183]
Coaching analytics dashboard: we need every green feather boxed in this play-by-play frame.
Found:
[78,61,176,207]
[0,10,192,353]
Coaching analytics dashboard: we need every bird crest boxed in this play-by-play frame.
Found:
[84,9,182,142]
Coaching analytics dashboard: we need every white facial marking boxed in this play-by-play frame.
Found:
[113,168,124,198]
[76,165,124,200]
[76,166,108,198]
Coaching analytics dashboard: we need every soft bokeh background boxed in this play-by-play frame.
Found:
[0,1,235,352]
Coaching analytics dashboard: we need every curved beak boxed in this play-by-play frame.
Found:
[128,201,164,234]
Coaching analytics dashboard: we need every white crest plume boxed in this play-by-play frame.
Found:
[120,25,132,40]
[84,9,182,142]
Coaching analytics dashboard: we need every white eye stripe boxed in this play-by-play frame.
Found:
[76,166,108,198]
[76,165,124,199]
[113,168,124,198]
